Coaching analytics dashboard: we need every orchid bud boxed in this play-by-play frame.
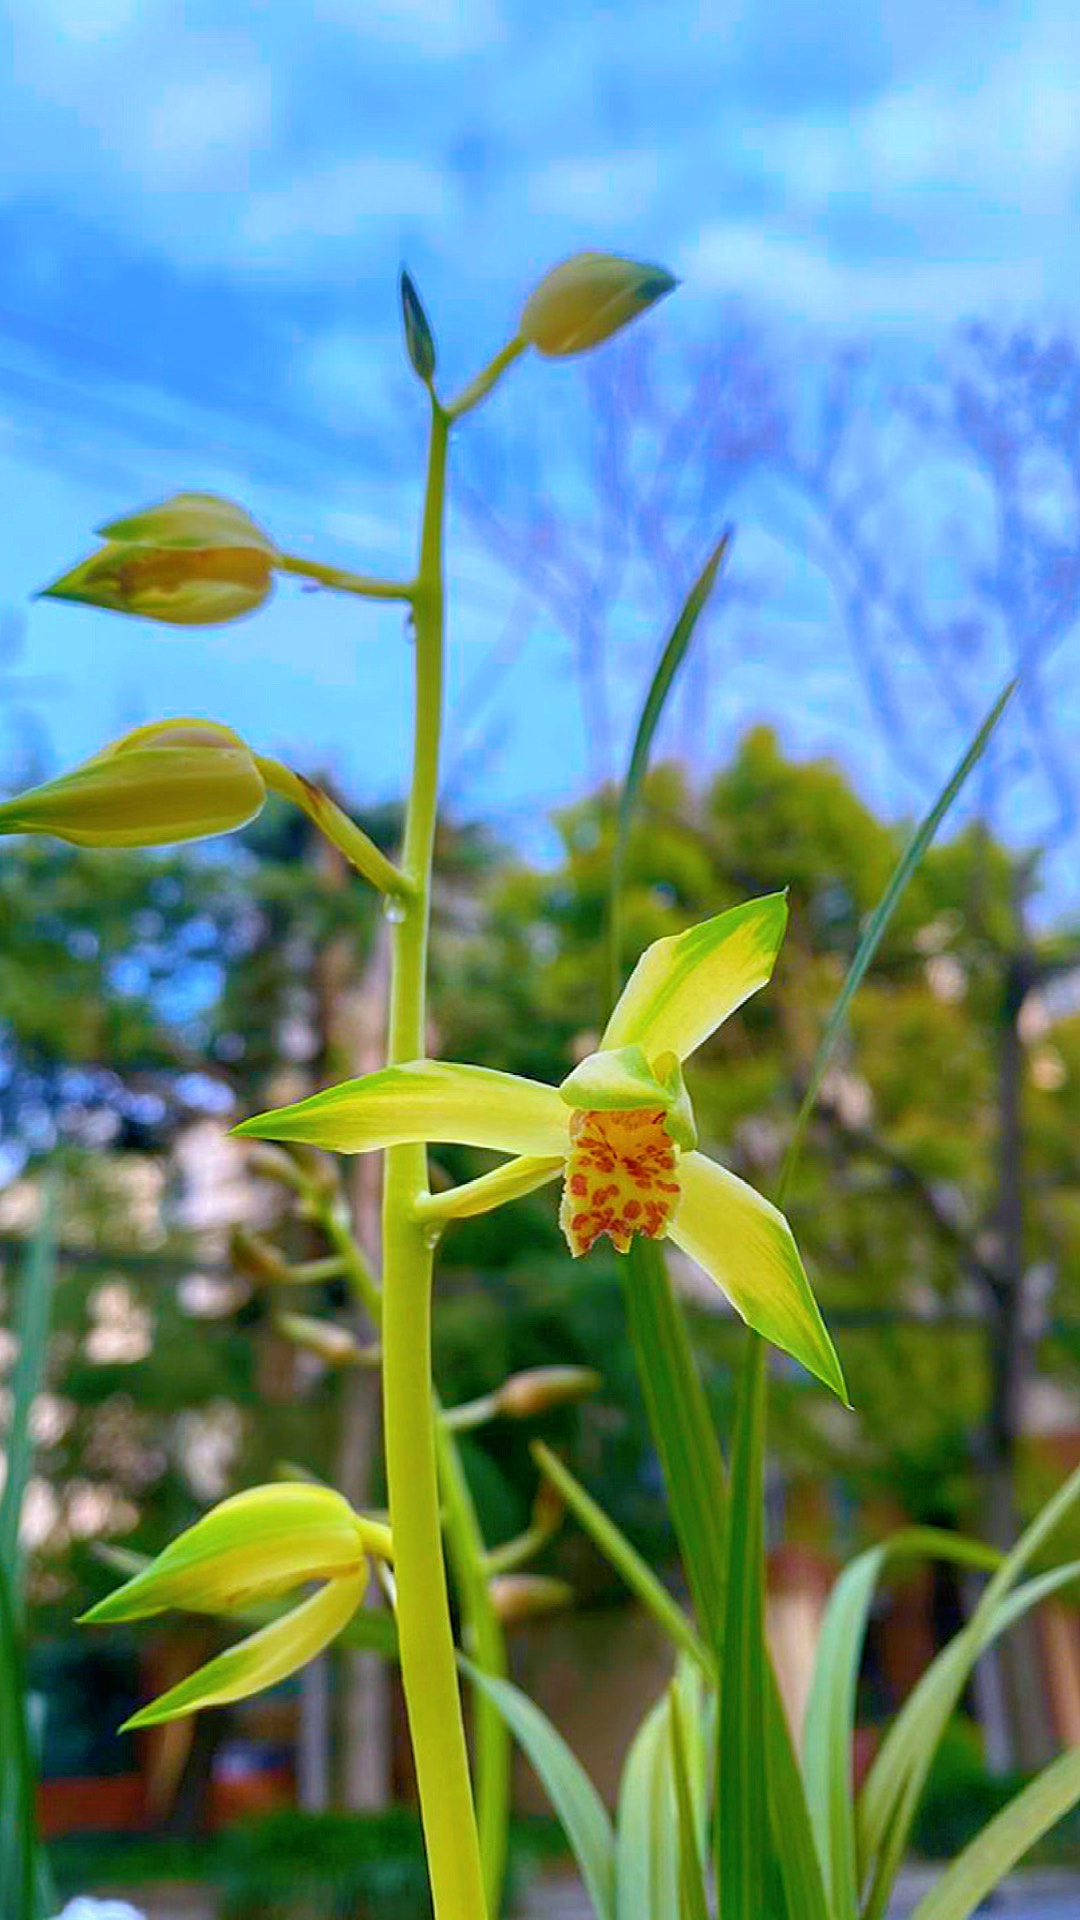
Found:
[242,1143,310,1192]
[81,1484,381,1731]
[40,492,278,626]
[493,1366,602,1420]
[81,1483,367,1622]
[0,718,265,849]
[530,1479,566,1536]
[488,1575,574,1626]
[520,252,677,357]
[273,1311,375,1368]
[400,269,437,384]
[230,1227,290,1285]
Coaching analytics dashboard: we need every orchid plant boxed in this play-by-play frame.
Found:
[6,252,1080,1920]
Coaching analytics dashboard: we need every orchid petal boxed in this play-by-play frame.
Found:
[602,894,788,1062]
[669,1152,847,1401]
[234,1061,569,1158]
[417,1155,564,1225]
[122,1569,366,1728]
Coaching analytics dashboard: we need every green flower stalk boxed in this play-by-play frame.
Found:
[37,248,686,1920]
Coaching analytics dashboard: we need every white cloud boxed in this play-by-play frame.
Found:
[235,157,452,268]
[320,0,505,59]
[8,0,146,46]
[526,152,660,221]
[752,25,1080,216]
[140,73,272,191]
[685,222,1030,329]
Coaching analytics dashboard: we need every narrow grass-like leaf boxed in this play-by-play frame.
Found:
[621,1252,828,1920]
[531,1441,711,1676]
[622,1239,728,1652]
[463,1661,615,1920]
[765,1661,830,1920]
[977,1454,1080,1621]
[776,678,1016,1204]
[906,1745,1080,1920]
[859,1466,1080,1918]
[670,1687,710,1920]
[0,1561,36,1920]
[0,1191,59,1585]
[616,1690,681,1920]
[0,1190,59,1920]
[716,1335,770,1916]
[607,529,733,1007]
[802,1529,999,1918]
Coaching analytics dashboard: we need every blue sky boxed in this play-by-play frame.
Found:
[2,0,1079,896]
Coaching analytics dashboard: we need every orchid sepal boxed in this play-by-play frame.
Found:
[602,891,789,1063]
[669,1152,848,1402]
[120,1569,366,1728]
[233,1060,568,1159]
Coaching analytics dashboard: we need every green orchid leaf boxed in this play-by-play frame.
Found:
[616,1690,681,1920]
[603,893,788,1064]
[463,1661,615,1920]
[802,1528,1000,1918]
[716,1337,771,1918]
[607,529,732,1009]
[530,1441,710,1675]
[235,1060,568,1158]
[670,1686,711,1920]
[906,1746,1080,1920]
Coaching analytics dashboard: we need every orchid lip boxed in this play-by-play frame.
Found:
[559,1104,681,1259]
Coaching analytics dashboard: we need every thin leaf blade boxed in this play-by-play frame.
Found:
[531,1440,711,1676]
[716,1335,770,1916]
[607,529,733,1005]
[777,679,1016,1204]
[622,1239,728,1652]
[906,1746,1080,1920]
[463,1661,616,1920]
[802,1529,999,1918]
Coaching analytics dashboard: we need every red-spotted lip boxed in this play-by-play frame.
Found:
[558,1106,681,1258]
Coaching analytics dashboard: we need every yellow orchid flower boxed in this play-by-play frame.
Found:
[82,1483,391,1728]
[236,895,846,1400]
[39,491,278,626]
[0,717,266,849]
